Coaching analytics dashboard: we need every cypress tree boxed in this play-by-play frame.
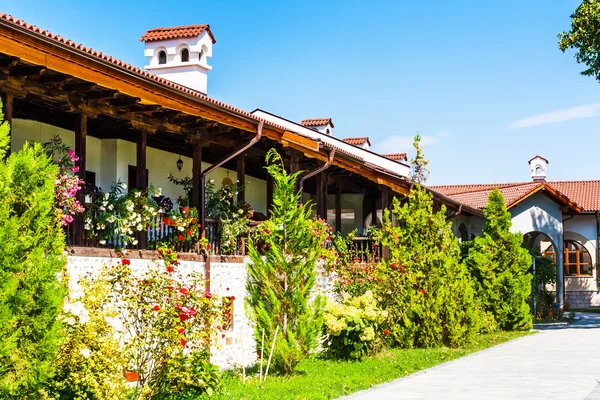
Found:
[465,188,532,330]
[246,149,329,374]
[0,101,66,397]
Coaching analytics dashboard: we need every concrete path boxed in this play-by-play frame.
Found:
[341,313,600,400]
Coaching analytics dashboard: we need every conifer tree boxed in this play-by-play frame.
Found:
[377,186,479,348]
[0,100,66,397]
[464,188,532,330]
[246,149,330,374]
[410,133,430,184]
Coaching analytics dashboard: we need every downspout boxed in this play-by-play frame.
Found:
[299,148,336,201]
[199,120,263,292]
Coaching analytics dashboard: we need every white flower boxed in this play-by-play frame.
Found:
[178,226,184,232]
[135,192,141,198]
[132,239,139,245]
[99,240,106,245]
[120,182,127,190]
[108,204,114,211]
[136,225,143,231]
[64,301,90,325]
[210,179,215,183]
[156,188,162,196]
[80,348,91,358]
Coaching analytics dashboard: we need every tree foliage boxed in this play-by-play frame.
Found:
[410,134,429,184]
[246,149,331,374]
[464,188,532,331]
[0,100,67,398]
[375,186,479,348]
[558,0,600,81]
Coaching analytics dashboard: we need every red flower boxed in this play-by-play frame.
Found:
[221,334,225,338]
[263,229,270,234]
[206,244,211,250]
[153,305,160,311]
[204,291,213,299]
[121,258,131,265]
[217,325,221,330]
[383,329,390,335]
[364,268,369,273]
[191,218,197,223]
[179,312,189,321]
[226,287,230,291]
[178,287,189,296]
[187,230,192,236]
[176,254,181,259]
[168,286,174,291]
[144,280,151,285]
[421,289,426,295]
[166,266,175,273]
[158,249,163,255]
[167,249,172,255]
[390,263,396,269]
[358,279,363,283]
[180,339,187,347]
[178,234,184,241]
[230,296,236,301]
[549,311,553,316]
[178,327,185,334]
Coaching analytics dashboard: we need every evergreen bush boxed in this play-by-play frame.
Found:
[464,188,533,330]
[0,101,66,397]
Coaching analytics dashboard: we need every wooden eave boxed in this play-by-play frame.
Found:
[507,183,583,214]
[0,17,413,195]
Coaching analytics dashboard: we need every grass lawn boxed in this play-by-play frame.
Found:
[211,330,531,400]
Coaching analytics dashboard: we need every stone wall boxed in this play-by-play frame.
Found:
[566,290,600,309]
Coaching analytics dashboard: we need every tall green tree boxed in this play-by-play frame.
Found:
[0,100,66,398]
[464,188,532,331]
[558,0,600,81]
[376,186,479,348]
[410,133,429,184]
[246,149,330,374]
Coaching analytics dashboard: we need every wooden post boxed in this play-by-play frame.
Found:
[381,187,391,260]
[371,193,378,228]
[237,153,245,203]
[335,182,342,232]
[192,144,203,211]
[136,130,148,249]
[316,166,328,220]
[73,114,87,246]
[289,150,300,194]
[1,92,13,157]
[266,174,274,218]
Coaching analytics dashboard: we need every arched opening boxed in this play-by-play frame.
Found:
[535,166,543,175]
[181,48,189,62]
[544,240,592,276]
[158,50,167,65]
[458,223,469,243]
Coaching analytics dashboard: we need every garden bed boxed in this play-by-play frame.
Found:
[211,331,531,400]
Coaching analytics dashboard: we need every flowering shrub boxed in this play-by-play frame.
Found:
[323,291,388,360]
[49,272,128,399]
[84,181,159,247]
[43,135,85,226]
[169,208,201,246]
[219,200,253,255]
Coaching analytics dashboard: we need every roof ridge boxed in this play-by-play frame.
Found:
[429,181,533,196]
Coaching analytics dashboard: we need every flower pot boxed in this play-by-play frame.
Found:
[162,216,173,226]
[124,371,139,382]
[180,206,190,214]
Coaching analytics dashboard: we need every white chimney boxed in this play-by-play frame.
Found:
[300,118,334,135]
[528,155,548,181]
[141,24,216,94]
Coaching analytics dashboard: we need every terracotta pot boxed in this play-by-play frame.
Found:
[124,371,139,382]
[162,216,173,226]
[180,206,190,214]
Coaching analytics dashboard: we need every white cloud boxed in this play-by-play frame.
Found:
[372,135,438,154]
[510,103,600,129]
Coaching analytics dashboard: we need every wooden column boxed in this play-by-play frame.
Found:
[289,149,301,194]
[1,92,13,157]
[136,130,148,249]
[73,114,87,246]
[316,166,328,220]
[192,144,203,211]
[335,182,342,232]
[237,153,245,203]
[266,174,274,218]
[381,186,391,260]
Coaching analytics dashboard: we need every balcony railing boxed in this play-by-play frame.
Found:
[349,237,382,264]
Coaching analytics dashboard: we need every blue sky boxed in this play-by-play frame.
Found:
[3,0,597,185]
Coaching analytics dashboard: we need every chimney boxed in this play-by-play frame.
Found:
[300,118,334,135]
[528,155,549,181]
[141,24,216,94]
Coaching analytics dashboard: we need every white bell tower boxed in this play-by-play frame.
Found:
[141,24,216,94]
[528,155,549,181]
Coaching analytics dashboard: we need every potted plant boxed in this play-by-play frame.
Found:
[177,196,190,214]
[153,195,174,225]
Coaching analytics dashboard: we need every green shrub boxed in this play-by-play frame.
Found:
[375,186,480,348]
[464,188,532,331]
[322,291,388,359]
[0,102,67,398]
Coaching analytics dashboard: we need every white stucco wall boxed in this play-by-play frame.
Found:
[564,214,598,292]
[451,214,484,241]
[11,120,268,214]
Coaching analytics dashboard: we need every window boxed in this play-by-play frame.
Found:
[535,167,543,175]
[181,48,189,62]
[458,223,468,243]
[158,50,167,65]
[543,240,592,276]
[198,49,204,62]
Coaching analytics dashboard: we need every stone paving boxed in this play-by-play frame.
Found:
[341,313,600,400]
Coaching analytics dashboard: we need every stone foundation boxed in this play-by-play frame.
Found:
[566,290,600,309]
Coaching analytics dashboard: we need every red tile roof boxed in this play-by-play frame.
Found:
[383,153,408,162]
[301,118,334,128]
[430,180,599,212]
[528,155,549,164]
[343,137,371,146]
[140,24,216,44]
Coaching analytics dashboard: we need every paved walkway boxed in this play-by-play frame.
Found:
[341,313,600,400]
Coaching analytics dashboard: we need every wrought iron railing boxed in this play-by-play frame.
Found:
[349,237,382,264]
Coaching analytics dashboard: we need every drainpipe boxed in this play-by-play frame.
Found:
[299,148,335,201]
[199,120,263,292]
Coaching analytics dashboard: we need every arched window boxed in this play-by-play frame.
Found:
[181,48,189,62]
[158,50,167,65]
[458,223,469,243]
[543,240,592,276]
[198,49,204,62]
[535,166,543,175]
[326,128,330,135]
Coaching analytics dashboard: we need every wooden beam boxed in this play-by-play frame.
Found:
[192,144,202,211]
[73,113,87,246]
[237,153,245,203]
[136,129,148,249]
[335,181,342,233]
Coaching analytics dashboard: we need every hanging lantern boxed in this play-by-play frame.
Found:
[176,155,183,172]
[221,170,233,187]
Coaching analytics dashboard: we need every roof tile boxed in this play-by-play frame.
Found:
[140,24,216,44]
[383,153,408,162]
[343,137,371,146]
[300,118,333,128]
